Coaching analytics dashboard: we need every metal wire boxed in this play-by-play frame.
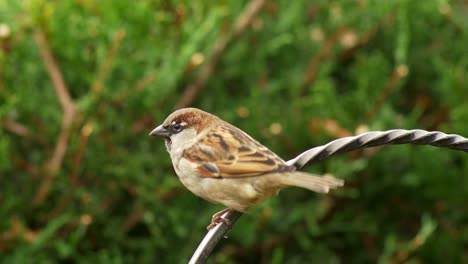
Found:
[287,129,468,169]
[189,210,243,264]
[189,129,468,264]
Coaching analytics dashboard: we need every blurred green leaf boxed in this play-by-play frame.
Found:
[1,0,467,262]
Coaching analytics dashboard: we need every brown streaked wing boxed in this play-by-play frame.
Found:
[183,124,292,178]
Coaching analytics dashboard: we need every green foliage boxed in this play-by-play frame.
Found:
[1,0,467,263]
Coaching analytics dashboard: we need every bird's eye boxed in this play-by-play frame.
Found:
[172,123,183,132]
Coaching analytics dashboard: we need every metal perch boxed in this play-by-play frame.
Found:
[189,129,468,264]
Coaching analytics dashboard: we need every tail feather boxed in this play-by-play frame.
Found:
[280,172,344,193]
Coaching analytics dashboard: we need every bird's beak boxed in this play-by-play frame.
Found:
[149,125,170,137]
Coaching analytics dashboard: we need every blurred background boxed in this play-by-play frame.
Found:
[1,0,468,263]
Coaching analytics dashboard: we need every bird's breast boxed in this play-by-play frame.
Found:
[171,157,281,211]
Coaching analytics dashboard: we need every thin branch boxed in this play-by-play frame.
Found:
[302,12,397,97]
[43,32,124,216]
[1,118,48,149]
[365,65,408,121]
[33,30,74,113]
[113,73,157,105]
[45,120,95,221]
[11,157,39,176]
[92,30,125,96]
[338,13,395,63]
[33,29,124,206]
[133,73,157,92]
[70,121,94,185]
[1,119,32,138]
[175,0,267,109]
[32,30,76,205]
[121,205,144,233]
[299,26,347,96]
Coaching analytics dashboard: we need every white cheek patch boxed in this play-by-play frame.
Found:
[170,128,198,151]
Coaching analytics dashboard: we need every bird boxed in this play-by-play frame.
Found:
[149,108,343,229]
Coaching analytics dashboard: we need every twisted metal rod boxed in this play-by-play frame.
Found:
[189,129,468,264]
[286,129,468,169]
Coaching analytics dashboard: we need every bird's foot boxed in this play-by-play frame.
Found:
[207,208,233,230]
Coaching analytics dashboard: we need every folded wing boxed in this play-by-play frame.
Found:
[182,124,292,178]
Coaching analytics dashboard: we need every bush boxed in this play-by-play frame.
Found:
[1,0,467,263]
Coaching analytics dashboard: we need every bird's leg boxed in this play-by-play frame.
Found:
[207,208,233,230]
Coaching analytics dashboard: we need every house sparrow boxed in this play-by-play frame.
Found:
[150,108,343,229]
